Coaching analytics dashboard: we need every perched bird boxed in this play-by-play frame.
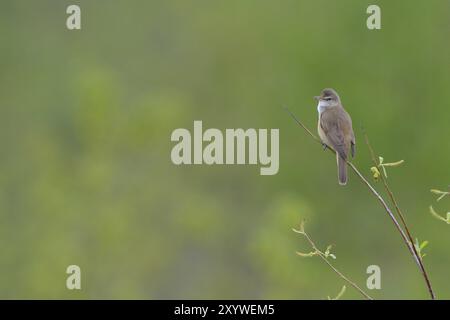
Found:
[315,88,355,185]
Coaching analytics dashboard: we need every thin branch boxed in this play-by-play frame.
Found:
[284,107,321,143]
[293,225,373,300]
[362,131,436,299]
[431,188,450,202]
[285,107,435,300]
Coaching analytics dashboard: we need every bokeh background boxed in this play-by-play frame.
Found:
[0,0,449,299]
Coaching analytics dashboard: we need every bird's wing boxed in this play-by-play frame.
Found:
[348,113,355,158]
[320,109,349,160]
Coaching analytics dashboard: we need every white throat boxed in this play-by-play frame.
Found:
[317,100,328,114]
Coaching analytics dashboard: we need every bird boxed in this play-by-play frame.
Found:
[315,88,355,185]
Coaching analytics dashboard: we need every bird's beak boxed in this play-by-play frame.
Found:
[314,96,321,101]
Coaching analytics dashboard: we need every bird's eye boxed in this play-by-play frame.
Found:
[325,98,332,101]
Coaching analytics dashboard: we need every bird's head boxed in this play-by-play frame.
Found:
[314,88,341,108]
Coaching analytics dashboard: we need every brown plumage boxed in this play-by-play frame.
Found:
[316,88,355,185]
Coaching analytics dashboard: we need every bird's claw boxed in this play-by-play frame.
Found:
[322,143,328,151]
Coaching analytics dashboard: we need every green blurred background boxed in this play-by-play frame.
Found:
[0,0,449,299]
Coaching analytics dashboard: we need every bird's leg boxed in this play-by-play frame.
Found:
[322,143,328,151]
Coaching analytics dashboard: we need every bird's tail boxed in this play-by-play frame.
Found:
[337,153,347,186]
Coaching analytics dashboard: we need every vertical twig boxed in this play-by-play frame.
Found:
[362,131,435,299]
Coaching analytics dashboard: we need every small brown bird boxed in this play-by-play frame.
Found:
[315,88,355,185]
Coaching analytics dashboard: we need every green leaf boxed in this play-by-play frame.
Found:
[430,188,449,202]
[328,285,346,300]
[296,251,318,258]
[376,156,404,178]
[430,206,450,224]
[414,238,429,259]
[370,167,380,181]
[382,160,405,167]
[324,245,337,259]
[420,241,429,250]
[381,165,388,178]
